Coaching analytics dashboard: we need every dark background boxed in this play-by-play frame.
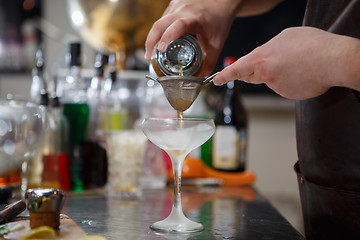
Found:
[0,0,42,73]
[214,0,307,95]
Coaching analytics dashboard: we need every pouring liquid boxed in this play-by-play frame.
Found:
[176,67,185,119]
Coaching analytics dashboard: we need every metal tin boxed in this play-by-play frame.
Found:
[152,34,203,76]
[25,188,65,212]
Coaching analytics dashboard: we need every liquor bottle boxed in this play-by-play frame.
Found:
[29,48,46,104]
[102,53,128,131]
[83,50,108,189]
[87,50,108,140]
[48,96,71,190]
[26,92,67,190]
[61,42,90,192]
[25,92,50,189]
[37,94,69,190]
[212,57,248,172]
[104,53,117,93]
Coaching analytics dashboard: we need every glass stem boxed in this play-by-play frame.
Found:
[172,157,184,210]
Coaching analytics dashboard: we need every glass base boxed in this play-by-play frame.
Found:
[150,206,204,233]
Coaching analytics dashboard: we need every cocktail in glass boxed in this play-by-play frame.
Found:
[141,118,215,233]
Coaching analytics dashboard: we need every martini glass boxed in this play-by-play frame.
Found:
[141,118,215,233]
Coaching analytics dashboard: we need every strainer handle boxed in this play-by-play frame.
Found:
[203,72,219,85]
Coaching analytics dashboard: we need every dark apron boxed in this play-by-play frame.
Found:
[296,1,360,239]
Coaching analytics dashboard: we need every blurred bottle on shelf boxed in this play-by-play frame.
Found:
[211,57,248,172]
[84,50,108,189]
[48,96,71,190]
[25,92,50,189]
[26,93,70,190]
[101,53,128,132]
[87,49,108,140]
[26,46,71,191]
[104,53,117,93]
[37,94,61,189]
[139,74,174,189]
[61,42,90,192]
[29,48,46,104]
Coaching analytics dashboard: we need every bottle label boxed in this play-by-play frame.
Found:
[212,125,246,170]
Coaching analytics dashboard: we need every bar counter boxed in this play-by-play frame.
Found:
[62,186,304,239]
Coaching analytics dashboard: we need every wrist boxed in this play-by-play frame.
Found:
[236,0,283,17]
[218,0,244,18]
[336,35,360,91]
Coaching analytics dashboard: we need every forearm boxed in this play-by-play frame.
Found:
[337,36,360,92]
[236,0,284,17]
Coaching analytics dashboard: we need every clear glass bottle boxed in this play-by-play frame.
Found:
[83,50,108,189]
[102,53,128,131]
[104,53,117,94]
[48,96,70,190]
[38,96,62,189]
[29,48,46,104]
[87,50,108,140]
[26,92,69,190]
[25,92,50,189]
[61,42,90,192]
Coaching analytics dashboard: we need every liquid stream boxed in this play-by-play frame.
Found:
[176,66,184,119]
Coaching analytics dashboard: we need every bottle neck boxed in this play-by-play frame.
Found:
[62,65,87,103]
[104,70,117,93]
[66,66,81,84]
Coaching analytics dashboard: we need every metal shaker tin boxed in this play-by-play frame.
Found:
[25,188,65,229]
[151,34,204,77]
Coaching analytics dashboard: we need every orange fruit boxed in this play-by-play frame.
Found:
[168,157,205,180]
[203,165,256,186]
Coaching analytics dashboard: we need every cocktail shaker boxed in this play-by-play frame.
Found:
[151,34,204,77]
[25,188,65,229]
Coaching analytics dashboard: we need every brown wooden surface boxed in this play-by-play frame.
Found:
[3,214,86,240]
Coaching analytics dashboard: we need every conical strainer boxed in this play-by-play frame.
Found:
[145,73,218,113]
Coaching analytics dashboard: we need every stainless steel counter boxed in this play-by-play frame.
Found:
[62,187,304,240]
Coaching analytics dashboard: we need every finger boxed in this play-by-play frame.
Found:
[145,14,177,60]
[213,55,255,86]
[158,17,203,51]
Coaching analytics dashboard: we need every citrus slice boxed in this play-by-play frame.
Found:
[78,235,107,240]
[20,226,57,240]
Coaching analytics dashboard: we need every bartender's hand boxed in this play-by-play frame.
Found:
[213,26,360,100]
[145,0,243,77]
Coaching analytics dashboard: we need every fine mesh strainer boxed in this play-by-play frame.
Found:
[145,73,218,113]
